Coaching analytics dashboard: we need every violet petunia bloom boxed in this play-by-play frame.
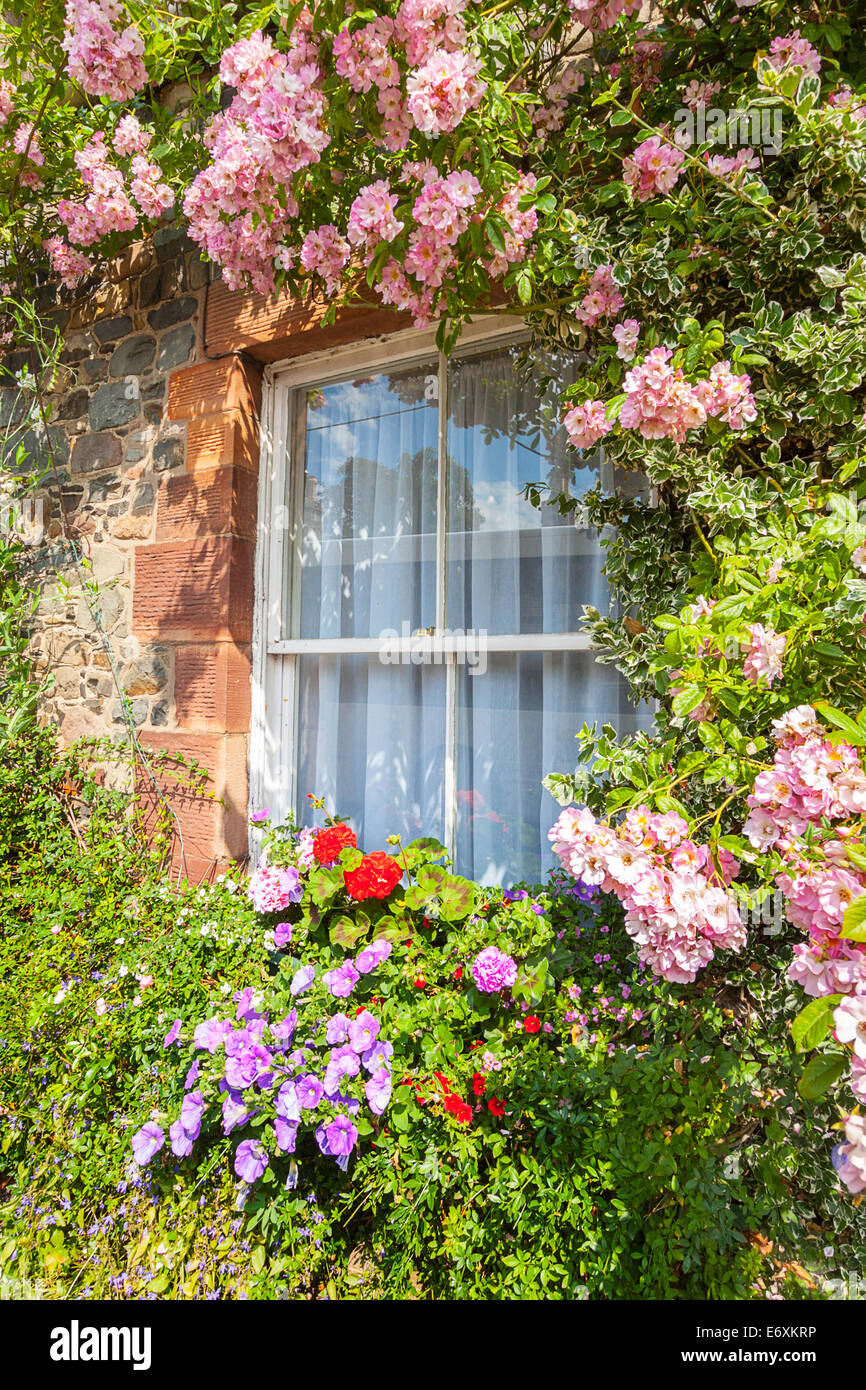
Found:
[234,1139,268,1183]
[170,1118,195,1158]
[274,1117,299,1153]
[362,1039,393,1074]
[315,1122,332,1156]
[365,1067,392,1117]
[323,961,360,999]
[273,921,292,949]
[163,1019,182,1049]
[275,1081,301,1122]
[326,1116,358,1158]
[355,938,393,975]
[221,1090,251,1136]
[290,964,315,996]
[193,1017,233,1053]
[348,1010,380,1054]
[180,1090,205,1136]
[184,1059,200,1090]
[296,1073,324,1110]
[224,1043,274,1092]
[234,988,266,1023]
[131,1121,164,1166]
[271,1009,297,1049]
[324,1044,360,1096]
[326,1013,350,1045]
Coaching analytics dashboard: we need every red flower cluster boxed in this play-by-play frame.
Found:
[488,1097,506,1117]
[344,850,403,901]
[472,1072,486,1096]
[312,822,357,864]
[444,1093,472,1124]
[524,1015,541,1034]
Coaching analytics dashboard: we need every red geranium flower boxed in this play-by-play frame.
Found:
[472,1073,486,1097]
[488,1096,506,1117]
[453,966,463,980]
[343,850,403,901]
[413,976,426,989]
[312,822,357,865]
[444,1093,472,1124]
[524,1015,541,1033]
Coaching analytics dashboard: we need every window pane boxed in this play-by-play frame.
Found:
[455,653,651,886]
[446,344,610,635]
[295,655,446,849]
[290,362,439,639]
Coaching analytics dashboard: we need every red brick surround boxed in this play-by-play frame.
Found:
[132,288,406,881]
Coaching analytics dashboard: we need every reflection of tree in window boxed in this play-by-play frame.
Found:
[308,445,485,537]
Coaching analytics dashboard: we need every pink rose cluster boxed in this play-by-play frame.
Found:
[743,702,866,993]
[549,803,745,984]
[300,224,351,298]
[247,864,304,915]
[406,48,486,136]
[742,622,786,686]
[746,706,866,1197]
[183,22,328,294]
[832,1114,866,1195]
[12,122,44,188]
[569,0,641,32]
[62,0,147,101]
[767,30,822,78]
[623,135,686,202]
[113,113,151,158]
[43,237,93,290]
[406,167,480,287]
[576,264,623,329]
[563,399,611,451]
[58,133,138,245]
[532,67,584,136]
[0,80,15,127]
[612,318,640,360]
[682,79,721,112]
[705,147,760,180]
[618,348,756,443]
[483,171,538,279]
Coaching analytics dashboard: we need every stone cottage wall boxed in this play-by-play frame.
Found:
[5,231,407,881]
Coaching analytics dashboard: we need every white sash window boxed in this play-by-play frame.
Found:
[251,320,649,886]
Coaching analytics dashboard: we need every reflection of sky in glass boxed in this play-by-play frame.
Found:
[446,347,608,634]
[296,365,438,638]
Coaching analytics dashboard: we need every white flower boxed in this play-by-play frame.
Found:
[94,998,106,1016]
[834,996,866,1060]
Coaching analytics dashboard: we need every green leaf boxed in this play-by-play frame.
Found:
[840,893,866,942]
[791,994,842,1051]
[329,914,369,949]
[797,1053,848,1101]
[814,703,866,747]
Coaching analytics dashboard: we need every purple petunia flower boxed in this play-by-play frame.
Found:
[224,1043,274,1092]
[234,1139,268,1183]
[180,1090,205,1136]
[348,1010,380,1054]
[323,962,360,999]
[362,1039,393,1074]
[355,938,392,975]
[296,1074,324,1110]
[324,1045,360,1096]
[250,809,271,824]
[170,1118,195,1158]
[274,921,292,949]
[184,1059,200,1090]
[365,1067,392,1117]
[325,1116,358,1158]
[326,1013,350,1045]
[274,1117,299,1153]
[276,1081,301,1122]
[290,964,315,996]
[193,1017,233,1053]
[163,1019,182,1049]
[271,1010,297,1048]
[221,1090,251,1136]
[131,1122,164,1166]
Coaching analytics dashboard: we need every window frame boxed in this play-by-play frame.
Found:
[250,317,611,852]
